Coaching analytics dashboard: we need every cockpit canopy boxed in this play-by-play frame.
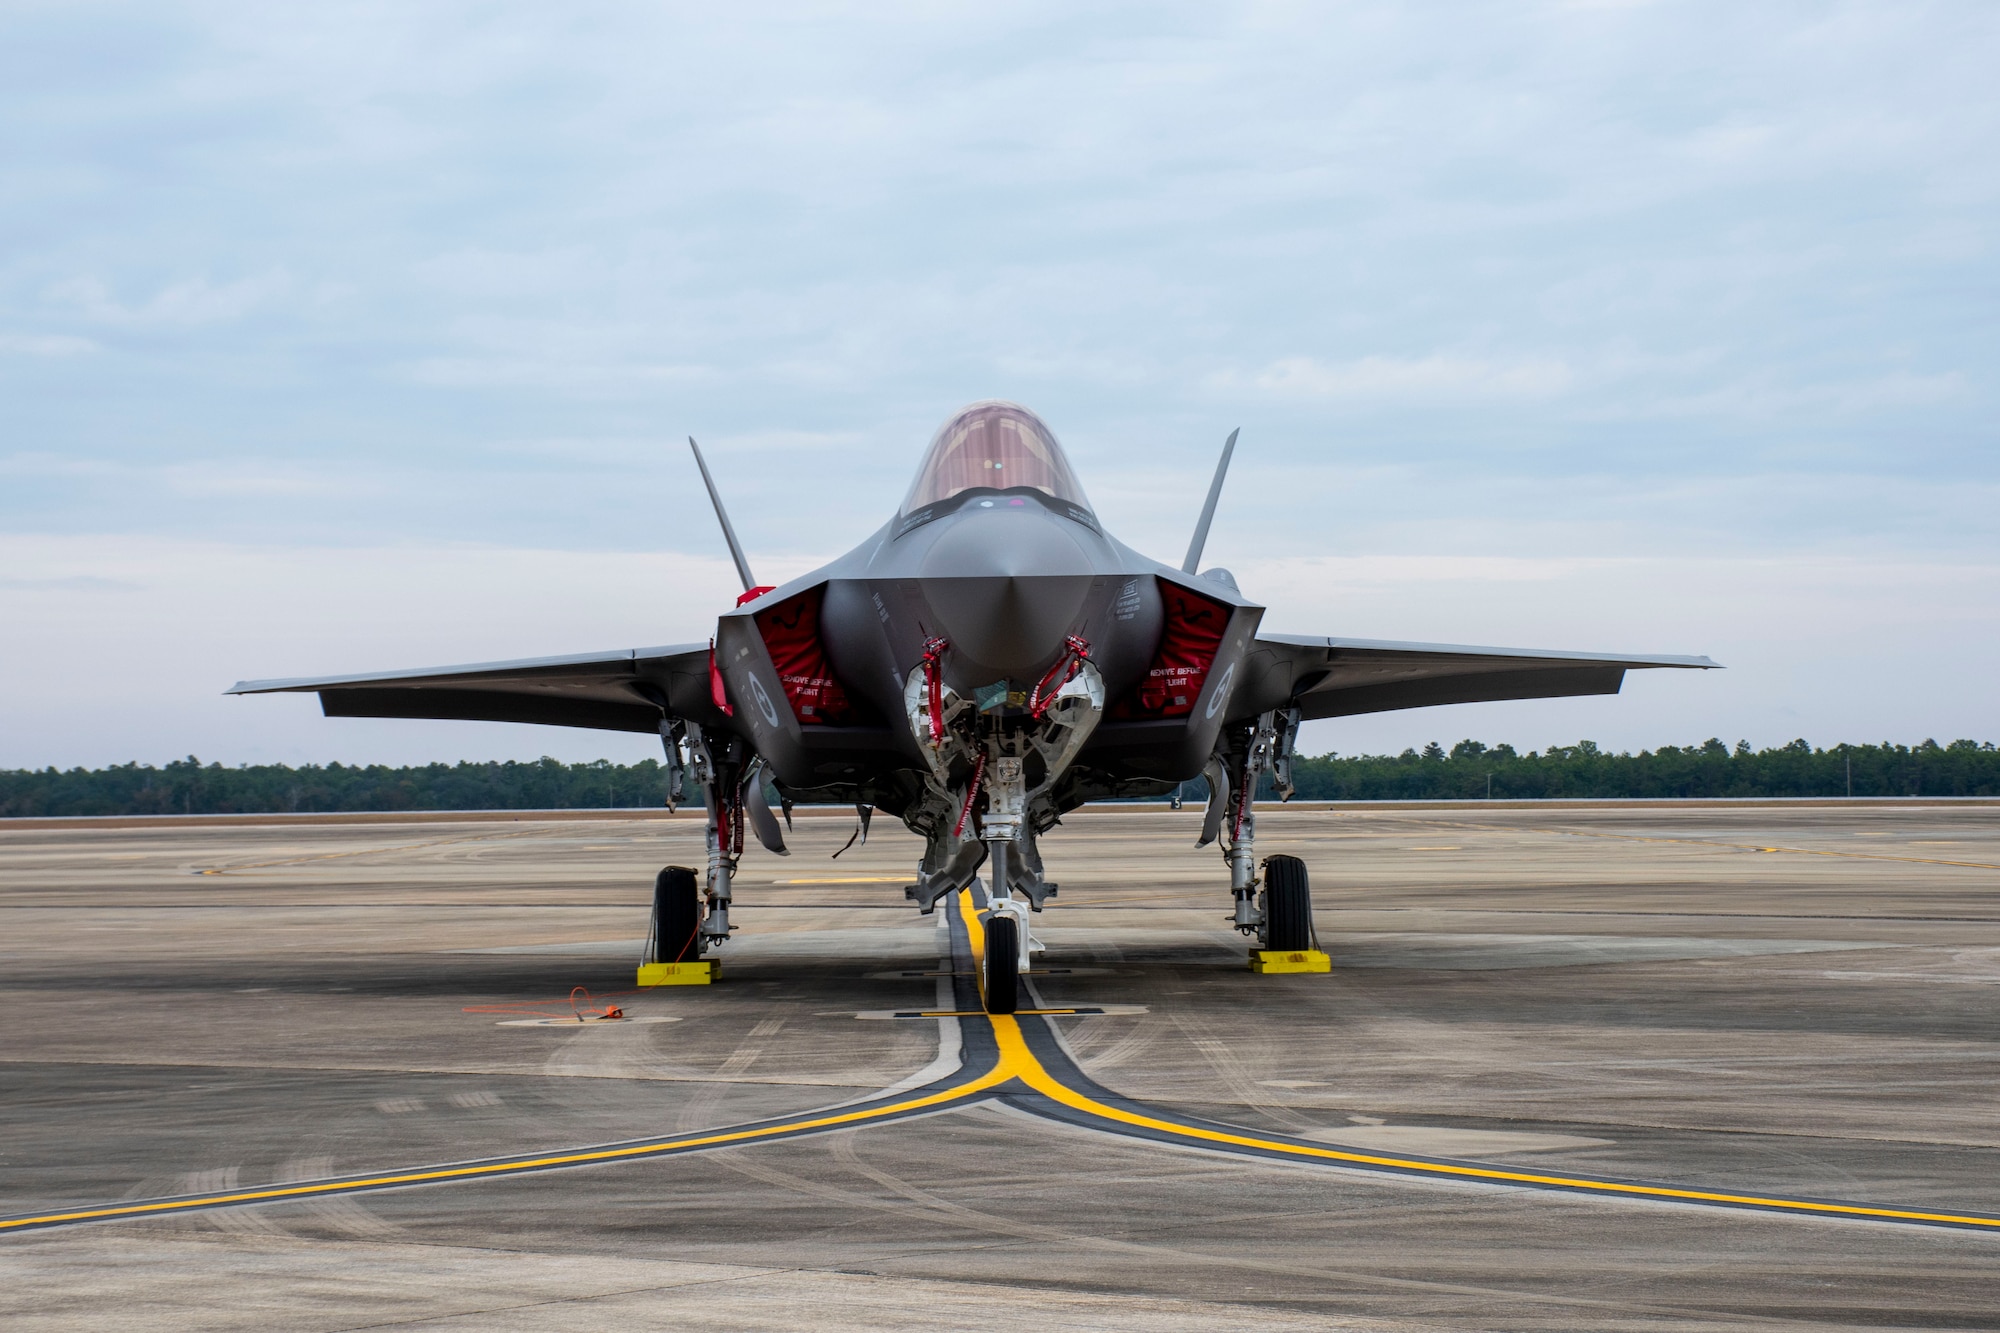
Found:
[900,402,1093,516]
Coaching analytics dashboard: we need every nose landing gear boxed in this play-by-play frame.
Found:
[982,912,1021,1015]
[904,641,1101,1016]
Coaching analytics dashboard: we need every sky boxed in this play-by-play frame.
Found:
[2,1,1996,769]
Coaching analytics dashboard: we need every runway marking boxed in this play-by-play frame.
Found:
[190,827,553,877]
[8,891,2000,1238]
[848,1006,1148,1020]
[863,968,1112,980]
[1408,817,2000,872]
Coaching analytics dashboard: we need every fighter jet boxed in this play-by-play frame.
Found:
[231,402,1716,1012]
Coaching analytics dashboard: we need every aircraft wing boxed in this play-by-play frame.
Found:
[227,643,716,734]
[1246,634,1719,721]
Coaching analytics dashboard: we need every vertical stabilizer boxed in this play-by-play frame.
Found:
[689,437,758,593]
[1181,428,1239,575]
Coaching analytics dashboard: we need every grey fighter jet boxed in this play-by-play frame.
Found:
[231,402,1715,1012]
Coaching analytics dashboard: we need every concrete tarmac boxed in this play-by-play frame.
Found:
[4,801,2000,1329]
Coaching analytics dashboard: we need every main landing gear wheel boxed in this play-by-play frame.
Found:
[652,865,701,963]
[1263,854,1313,952]
[983,915,1020,1015]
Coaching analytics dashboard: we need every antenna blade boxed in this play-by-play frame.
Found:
[688,436,757,592]
[1180,427,1239,574]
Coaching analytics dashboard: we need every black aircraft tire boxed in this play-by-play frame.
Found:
[1263,855,1313,952]
[984,915,1020,1015]
[653,865,702,962]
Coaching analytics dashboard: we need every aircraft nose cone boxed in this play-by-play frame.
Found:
[918,507,1094,682]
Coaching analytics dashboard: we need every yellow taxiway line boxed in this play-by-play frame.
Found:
[0,1064,1011,1234]
[957,892,2000,1233]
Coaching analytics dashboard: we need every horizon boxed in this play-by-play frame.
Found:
[10,737,1996,817]
[10,733,2000,776]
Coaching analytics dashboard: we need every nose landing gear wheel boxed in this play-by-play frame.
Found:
[1262,854,1313,952]
[983,914,1020,1015]
[652,866,702,963]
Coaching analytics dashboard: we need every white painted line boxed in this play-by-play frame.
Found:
[497,1015,683,1027]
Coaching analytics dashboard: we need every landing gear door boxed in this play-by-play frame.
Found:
[714,612,808,785]
[1179,595,1264,769]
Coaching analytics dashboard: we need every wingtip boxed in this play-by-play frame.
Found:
[225,679,300,695]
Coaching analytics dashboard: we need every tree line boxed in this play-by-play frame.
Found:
[2,738,1996,818]
[0,756,671,818]
[1273,738,2000,801]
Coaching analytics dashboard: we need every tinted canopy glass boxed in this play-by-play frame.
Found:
[901,402,1092,515]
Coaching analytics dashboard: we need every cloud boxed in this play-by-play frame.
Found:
[1238,355,1577,401]
[0,453,373,500]
[1239,555,1604,587]
[45,272,292,328]
[0,574,138,592]
[0,333,98,356]
[403,356,717,391]
[1631,369,1968,420]
[158,463,364,499]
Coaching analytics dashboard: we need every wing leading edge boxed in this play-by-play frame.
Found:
[1244,633,1719,722]
[226,643,716,734]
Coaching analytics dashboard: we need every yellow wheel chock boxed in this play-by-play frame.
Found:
[636,961,718,986]
[1248,949,1330,974]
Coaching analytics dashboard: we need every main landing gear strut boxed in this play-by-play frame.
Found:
[642,720,747,982]
[1202,708,1322,965]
